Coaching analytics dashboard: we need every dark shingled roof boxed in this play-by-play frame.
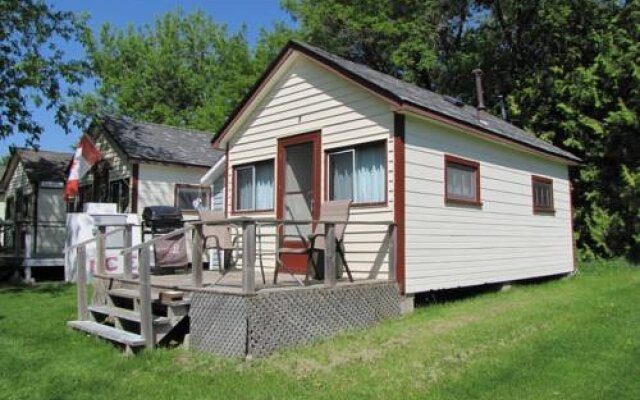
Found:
[99,116,223,167]
[16,149,73,183]
[214,41,580,163]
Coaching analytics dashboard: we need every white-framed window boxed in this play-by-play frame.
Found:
[234,160,274,211]
[175,184,211,211]
[327,141,386,204]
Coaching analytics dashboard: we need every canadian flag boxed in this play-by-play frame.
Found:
[64,136,102,200]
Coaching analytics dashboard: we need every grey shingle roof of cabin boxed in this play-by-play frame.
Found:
[17,149,73,182]
[214,41,579,163]
[100,116,222,167]
[293,42,580,162]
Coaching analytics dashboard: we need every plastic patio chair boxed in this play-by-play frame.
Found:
[197,210,266,285]
[274,200,354,284]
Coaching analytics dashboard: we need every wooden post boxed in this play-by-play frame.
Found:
[388,224,397,283]
[95,226,106,275]
[76,245,89,320]
[324,223,336,288]
[123,224,133,280]
[192,224,203,288]
[13,222,20,258]
[138,245,154,349]
[242,220,256,294]
[24,232,32,284]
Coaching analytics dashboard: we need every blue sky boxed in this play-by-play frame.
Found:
[1,0,292,156]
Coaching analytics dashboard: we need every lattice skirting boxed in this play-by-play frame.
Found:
[190,282,401,358]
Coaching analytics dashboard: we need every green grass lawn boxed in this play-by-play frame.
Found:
[1,260,639,399]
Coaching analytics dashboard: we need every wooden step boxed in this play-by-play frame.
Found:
[108,288,159,301]
[88,305,170,325]
[67,320,145,347]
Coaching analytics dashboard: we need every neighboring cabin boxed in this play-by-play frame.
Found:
[72,116,224,217]
[0,165,5,223]
[0,149,72,271]
[210,41,579,297]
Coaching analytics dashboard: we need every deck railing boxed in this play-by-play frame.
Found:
[68,217,397,349]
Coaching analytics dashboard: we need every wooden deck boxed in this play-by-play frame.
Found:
[95,269,382,295]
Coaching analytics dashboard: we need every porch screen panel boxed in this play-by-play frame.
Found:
[355,144,385,203]
[329,151,353,201]
[284,143,312,237]
[36,188,66,255]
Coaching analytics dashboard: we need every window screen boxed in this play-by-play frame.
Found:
[175,185,211,211]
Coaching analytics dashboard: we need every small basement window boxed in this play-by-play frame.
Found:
[175,184,211,211]
[532,176,554,213]
[445,155,481,205]
[327,141,386,205]
[234,160,275,212]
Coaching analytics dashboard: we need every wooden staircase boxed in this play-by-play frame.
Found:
[67,286,190,354]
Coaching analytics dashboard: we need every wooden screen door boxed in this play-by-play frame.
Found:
[277,131,321,273]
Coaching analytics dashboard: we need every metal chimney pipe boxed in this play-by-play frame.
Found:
[472,69,486,111]
[497,95,508,121]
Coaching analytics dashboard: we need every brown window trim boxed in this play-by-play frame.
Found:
[532,175,555,214]
[174,183,212,211]
[231,159,275,215]
[324,139,389,207]
[444,154,482,207]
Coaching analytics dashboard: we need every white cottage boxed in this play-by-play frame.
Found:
[73,116,224,217]
[209,41,580,297]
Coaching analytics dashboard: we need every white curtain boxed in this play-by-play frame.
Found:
[330,152,354,200]
[355,145,385,202]
[236,167,254,210]
[255,163,274,210]
[447,165,476,199]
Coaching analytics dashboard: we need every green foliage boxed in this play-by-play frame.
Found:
[75,10,298,133]
[282,0,443,88]
[0,0,90,145]
[283,0,640,261]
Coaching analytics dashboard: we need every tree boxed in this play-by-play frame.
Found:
[76,10,297,133]
[282,0,444,89]
[0,0,89,145]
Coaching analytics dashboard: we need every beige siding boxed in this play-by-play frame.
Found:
[89,130,130,180]
[404,116,573,293]
[137,163,209,217]
[6,162,30,197]
[227,56,395,277]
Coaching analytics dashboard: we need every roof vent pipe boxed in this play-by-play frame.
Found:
[497,95,508,121]
[472,68,486,112]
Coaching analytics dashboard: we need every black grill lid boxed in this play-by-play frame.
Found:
[142,206,183,222]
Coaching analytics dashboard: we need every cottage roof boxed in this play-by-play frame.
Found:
[17,149,72,183]
[98,116,223,168]
[213,41,580,163]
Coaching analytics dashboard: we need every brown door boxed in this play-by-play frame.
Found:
[277,132,321,273]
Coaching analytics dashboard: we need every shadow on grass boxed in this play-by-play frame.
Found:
[415,272,569,308]
[0,282,73,296]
